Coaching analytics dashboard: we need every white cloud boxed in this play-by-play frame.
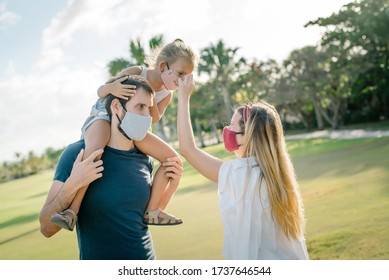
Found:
[0,3,21,27]
[0,63,106,161]
[35,0,144,70]
[5,60,16,76]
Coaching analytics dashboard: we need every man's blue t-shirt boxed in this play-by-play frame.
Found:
[54,140,156,260]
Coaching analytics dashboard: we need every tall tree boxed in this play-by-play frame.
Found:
[190,81,225,146]
[282,46,329,129]
[234,59,276,104]
[198,40,246,121]
[306,0,389,120]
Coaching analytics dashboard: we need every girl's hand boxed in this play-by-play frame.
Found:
[109,76,136,100]
[69,149,104,189]
[178,74,195,99]
[162,156,184,191]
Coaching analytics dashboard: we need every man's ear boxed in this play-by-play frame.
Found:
[111,98,121,114]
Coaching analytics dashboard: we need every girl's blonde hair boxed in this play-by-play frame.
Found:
[145,38,197,68]
[239,101,305,240]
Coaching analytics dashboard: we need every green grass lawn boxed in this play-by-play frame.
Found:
[1,137,388,259]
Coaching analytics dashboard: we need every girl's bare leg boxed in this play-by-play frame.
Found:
[135,132,183,225]
[147,163,169,211]
[50,120,110,230]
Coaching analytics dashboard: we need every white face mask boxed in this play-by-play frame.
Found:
[116,108,152,141]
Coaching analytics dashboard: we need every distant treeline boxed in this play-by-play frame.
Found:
[0,148,64,184]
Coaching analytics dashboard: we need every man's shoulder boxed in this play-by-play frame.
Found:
[54,140,85,182]
[58,140,85,164]
[104,146,153,172]
[65,140,85,154]
[132,148,153,164]
[104,146,149,161]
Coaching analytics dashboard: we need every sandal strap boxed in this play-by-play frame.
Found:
[145,208,182,225]
[51,209,77,231]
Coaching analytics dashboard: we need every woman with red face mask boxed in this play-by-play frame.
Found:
[177,75,309,260]
[51,39,197,231]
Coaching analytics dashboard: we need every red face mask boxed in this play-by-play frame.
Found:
[222,126,244,152]
[222,105,251,152]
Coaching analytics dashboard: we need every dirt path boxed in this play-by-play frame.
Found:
[285,129,389,140]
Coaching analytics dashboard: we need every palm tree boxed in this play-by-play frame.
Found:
[190,81,224,147]
[198,40,246,121]
[107,58,131,77]
[107,34,164,76]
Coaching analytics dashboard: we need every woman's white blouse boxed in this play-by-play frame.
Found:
[218,157,309,260]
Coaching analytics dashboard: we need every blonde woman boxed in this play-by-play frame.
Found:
[177,75,309,260]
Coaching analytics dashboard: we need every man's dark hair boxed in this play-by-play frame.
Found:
[105,75,154,118]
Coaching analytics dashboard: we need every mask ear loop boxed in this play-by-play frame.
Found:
[115,103,127,124]
[115,104,133,141]
[239,105,251,150]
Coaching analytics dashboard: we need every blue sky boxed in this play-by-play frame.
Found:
[0,0,351,162]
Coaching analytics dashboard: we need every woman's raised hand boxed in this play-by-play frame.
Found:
[178,74,194,100]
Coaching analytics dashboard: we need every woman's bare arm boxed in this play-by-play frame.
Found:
[177,75,223,183]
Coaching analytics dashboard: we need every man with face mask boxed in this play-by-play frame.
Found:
[39,76,182,259]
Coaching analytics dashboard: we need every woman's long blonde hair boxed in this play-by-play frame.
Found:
[239,101,305,240]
